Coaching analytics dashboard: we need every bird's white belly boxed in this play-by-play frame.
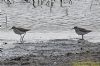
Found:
[13,29,25,35]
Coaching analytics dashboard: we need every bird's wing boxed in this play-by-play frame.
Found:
[78,27,91,32]
[16,27,30,32]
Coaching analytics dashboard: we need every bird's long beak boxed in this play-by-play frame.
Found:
[71,28,74,30]
[70,28,73,30]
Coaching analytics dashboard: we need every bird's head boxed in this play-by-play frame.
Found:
[11,26,16,29]
[73,26,78,29]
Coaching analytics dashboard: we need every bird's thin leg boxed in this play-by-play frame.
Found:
[22,33,26,43]
[20,35,21,42]
[20,35,23,43]
[82,35,84,40]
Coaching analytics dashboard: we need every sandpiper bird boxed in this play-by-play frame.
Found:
[11,26,30,43]
[73,26,92,40]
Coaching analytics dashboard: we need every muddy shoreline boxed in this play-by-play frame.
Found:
[0,39,99,66]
